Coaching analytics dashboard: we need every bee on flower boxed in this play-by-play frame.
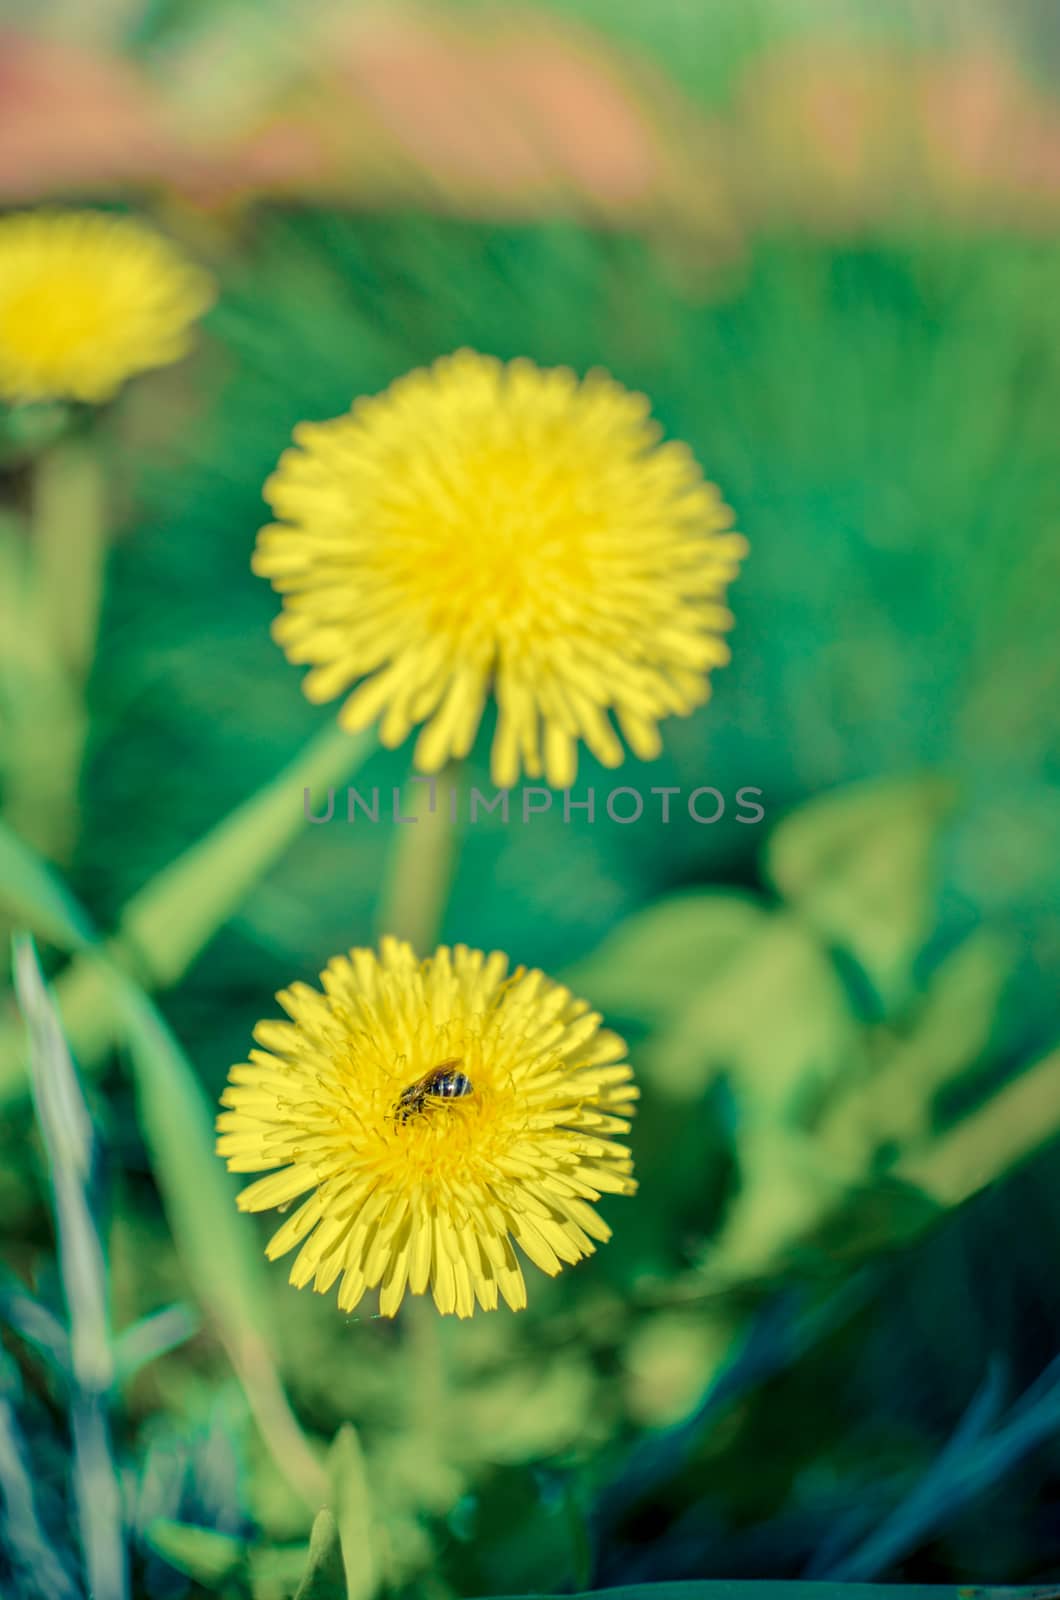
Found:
[254,350,747,789]
[216,938,637,1318]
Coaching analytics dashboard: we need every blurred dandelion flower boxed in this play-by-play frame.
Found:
[216,937,637,1317]
[0,210,213,404]
[255,350,746,787]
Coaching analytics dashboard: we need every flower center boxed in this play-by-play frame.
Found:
[372,439,600,655]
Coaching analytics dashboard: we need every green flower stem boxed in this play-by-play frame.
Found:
[405,1289,446,1434]
[4,438,106,862]
[229,1322,329,1510]
[400,1290,451,1527]
[33,435,107,678]
[374,767,460,954]
[0,721,376,1103]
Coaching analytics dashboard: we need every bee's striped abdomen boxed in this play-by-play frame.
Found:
[427,1069,472,1099]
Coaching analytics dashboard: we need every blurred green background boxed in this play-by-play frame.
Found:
[1,1,1060,1597]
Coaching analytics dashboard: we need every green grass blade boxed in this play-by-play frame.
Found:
[294,1510,348,1600]
[0,817,96,951]
[113,1303,200,1384]
[117,721,373,989]
[13,935,128,1600]
[329,1424,380,1600]
[0,1347,80,1600]
[144,1520,246,1587]
[0,1266,70,1373]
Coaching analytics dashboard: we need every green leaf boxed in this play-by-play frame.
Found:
[0,819,96,951]
[900,1044,1060,1209]
[820,929,1018,1166]
[705,1123,854,1285]
[568,892,860,1124]
[293,1510,348,1600]
[487,1584,1060,1599]
[798,1172,944,1269]
[329,1425,380,1600]
[637,911,861,1122]
[766,774,957,1013]
[564,892,767,1028]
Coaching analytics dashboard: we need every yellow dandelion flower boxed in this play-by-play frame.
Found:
[216,938,637,1318]
[254,350,747,788]
[0,210,213,404]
